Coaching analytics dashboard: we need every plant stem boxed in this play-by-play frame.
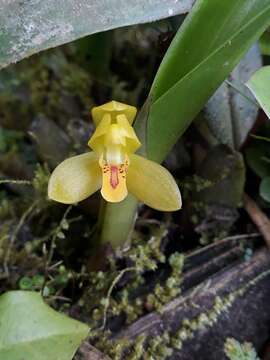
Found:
[98,194,138,249]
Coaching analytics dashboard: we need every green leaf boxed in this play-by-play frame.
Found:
[260,177,270,202]
[246,66,270,119]
[0,291,89,360]
[204,45,261,149]
[0,0,194,69]
[259,29,270,55]
[195,145,245,207]
[76,32,113,79]
[245,123,270,178]
[251,134,270,142]
[246,146,270,178]
[145,0,270,162]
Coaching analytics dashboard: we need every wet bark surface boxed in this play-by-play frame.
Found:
[117,248,270,359]
[78,236,270,359]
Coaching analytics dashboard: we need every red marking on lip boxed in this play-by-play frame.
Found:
[110,166,119,189]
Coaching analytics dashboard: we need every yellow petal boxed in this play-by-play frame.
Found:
[127,154,182,211]
[91,101,137,126]
[116,114,141,153]
[100,158,128,203]
[48,152,101,204]
[88,114,111,152]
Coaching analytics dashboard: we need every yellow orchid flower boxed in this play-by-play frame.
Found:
[48,101,182,211]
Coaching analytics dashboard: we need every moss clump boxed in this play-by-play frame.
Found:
[81,223,185,358]
[224,338,260,360]
[88,232,184,327]
[146,252,184,312]
[143,332,173,360]
[169,269,270,356]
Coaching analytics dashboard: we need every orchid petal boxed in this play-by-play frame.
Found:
[127,154,182,211]
[116,114,141,153]
[91,101,137,125]
[88,114,111,153]
[48,152,101,204]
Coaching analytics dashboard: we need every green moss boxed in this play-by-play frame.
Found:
[170,269,270,353]
[125,335,146,360]
[224,338,260,360]
[0,191,14,220]
[81,223,185,358]
[32,164,50,200]
[146,252,184,312]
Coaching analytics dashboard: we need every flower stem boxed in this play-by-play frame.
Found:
[98,194,138,249]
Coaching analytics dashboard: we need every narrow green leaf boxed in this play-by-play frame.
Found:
[260,177,270,202]
[145,0,270,162]
[195,145,245,208]
[246,147,270,179]
[259,29,270,55]
[246,66,270,119]
[204,45,261,149]
[0,0,194,69]
[251,134,270,142]
[0,291,89,360]
[246,123,270,178]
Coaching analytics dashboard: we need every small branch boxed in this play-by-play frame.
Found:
[2,200,39,278]
[41,205,73,295]
[243,193,270,249]
[47,205,73,264]
[101,267,136,330]
[78,342,112,360]
[0,179,32,185]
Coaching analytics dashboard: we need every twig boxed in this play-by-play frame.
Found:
[30,214,81,251]
[48,260,63,271]
[78,342,112,360]
[217,233,260,242]
[47,205,73,265]
[0,179,32,185]
[2,200,39,277]
[185,233,260,259]
[136,219,162,226]
[41,205,73,295]
[101,267,136,330]
[243,193,270,249]
[47,295,72,303]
